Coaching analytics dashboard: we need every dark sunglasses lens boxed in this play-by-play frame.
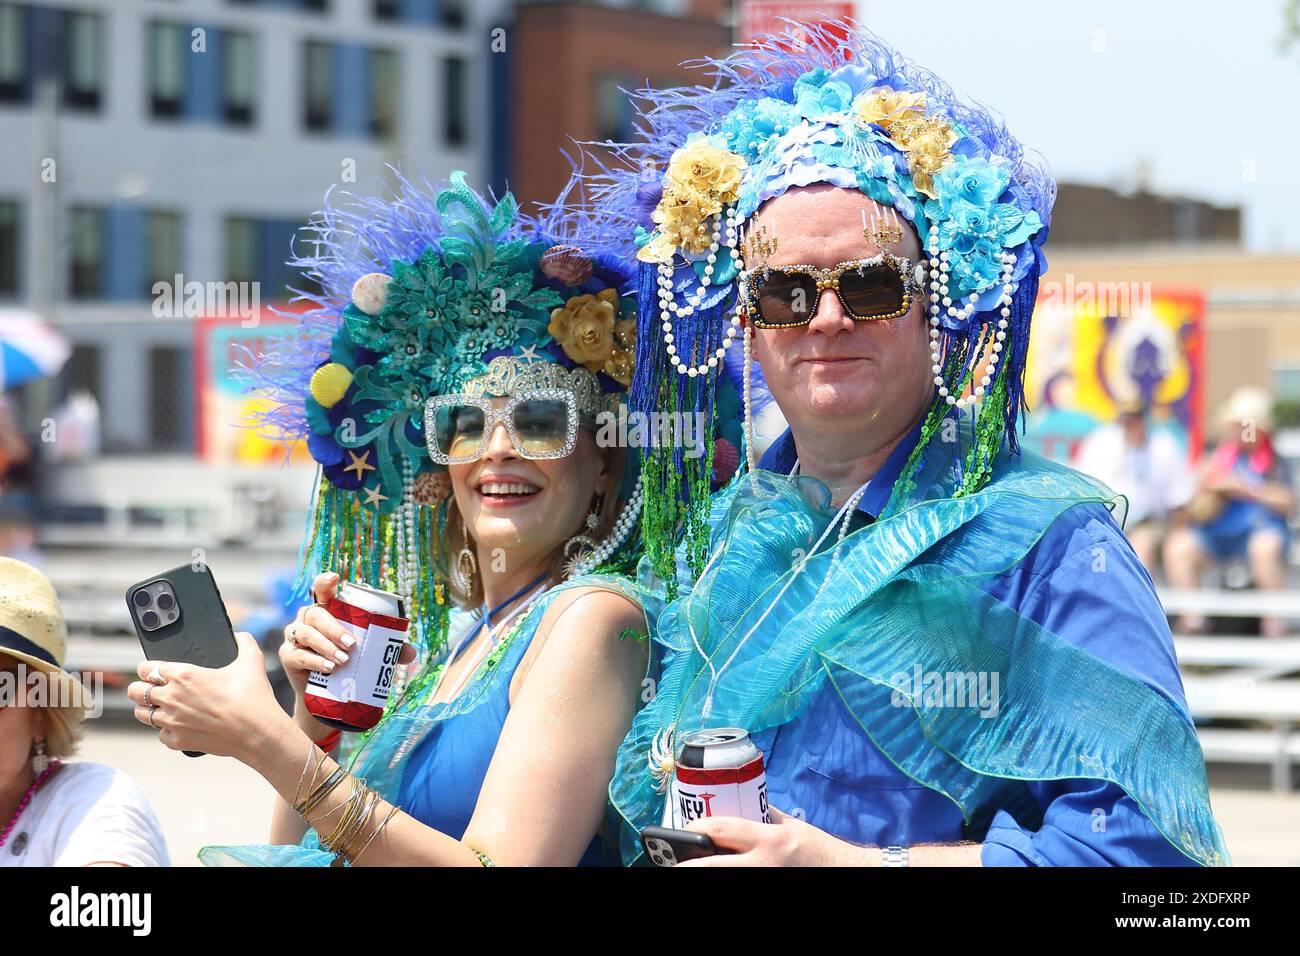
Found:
[756,272,819,326]
[839,265,907,318]
[511,399,571,457]
[433,404,486,459]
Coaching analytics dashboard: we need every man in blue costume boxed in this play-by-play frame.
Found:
[581,21,1226,866]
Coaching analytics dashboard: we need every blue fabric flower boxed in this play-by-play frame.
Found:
[793,67,854,119]
[930,156,1010,216]
[718,97,800,158]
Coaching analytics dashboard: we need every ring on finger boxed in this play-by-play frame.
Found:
[143,684,153,707]
[147,664,166,686]
[148,705,160,730]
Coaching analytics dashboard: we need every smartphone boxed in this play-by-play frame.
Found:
[125,563,237,758]
[641,826,733,866]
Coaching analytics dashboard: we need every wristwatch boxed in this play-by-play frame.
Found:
[881,845,910,867]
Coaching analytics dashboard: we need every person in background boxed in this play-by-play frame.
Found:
[1165,386,1295,637]
[0,557,169,866]
[1073,399,1195,576]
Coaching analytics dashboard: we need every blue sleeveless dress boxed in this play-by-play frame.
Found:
[199,575,640,867]
[395,610,607,866]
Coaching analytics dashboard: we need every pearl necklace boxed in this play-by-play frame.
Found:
[657,205,746,377]
[0,758,61,851]
[928,237,1017,411]
[567,474,644,578]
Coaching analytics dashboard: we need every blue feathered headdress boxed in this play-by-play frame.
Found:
[565,19,1055,584]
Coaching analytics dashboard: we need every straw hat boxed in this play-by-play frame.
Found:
[0,557,92,753]
[1217,386,1274,434]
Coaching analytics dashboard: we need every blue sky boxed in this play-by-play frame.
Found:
[835,0,1300,250]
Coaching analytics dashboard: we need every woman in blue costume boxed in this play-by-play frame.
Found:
[572,20,1228,865]
[125,173,654,866]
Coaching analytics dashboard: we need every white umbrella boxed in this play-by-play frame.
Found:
[0,309,71,390]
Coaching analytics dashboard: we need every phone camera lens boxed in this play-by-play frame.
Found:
[141,610,159,629]
[651,854,664,865]
[133,590,152,608]
[156,592,175,611]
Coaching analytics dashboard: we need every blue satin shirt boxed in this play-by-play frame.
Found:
[756,423,1202,866]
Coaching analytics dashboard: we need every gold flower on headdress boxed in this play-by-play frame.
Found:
[549,288,620,372]
[852,87,927,131]
[665,140,747,212]
[637,141,747,264]
[887,115,961,199]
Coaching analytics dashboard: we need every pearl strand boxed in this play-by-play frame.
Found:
[742,322,757,473]
[659,205,746,377]
[927,236,1018,411]
[568,475,645,577]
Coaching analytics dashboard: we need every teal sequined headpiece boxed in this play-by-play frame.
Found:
[241,171,641,658]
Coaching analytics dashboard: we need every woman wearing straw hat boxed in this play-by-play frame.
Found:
[0,557,169,866]
[1166,386,1297,637]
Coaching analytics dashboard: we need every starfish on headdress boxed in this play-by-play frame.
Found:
[362,484,388,507]
[343,449,375,479]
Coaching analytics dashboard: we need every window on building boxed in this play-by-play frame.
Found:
[144,211,183,297]
[64,11,103,111]
[223,30,256,126]
[224,216,257,285]
[64,344,102,407]
[302,41,334,132]
[373,0,399,20]
[0,200,18,296]
[443,55,466,147]
[69,206,105,299]
[595,74,636,142]
[148,21,185,118]
[369,48,399,140]
[443,0,466,29]
[0,4,27,103]
[149,346,192,452]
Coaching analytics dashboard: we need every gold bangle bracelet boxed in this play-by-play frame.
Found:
[335,788,382,862]
[349,803,402,865]
[297,765,347,817]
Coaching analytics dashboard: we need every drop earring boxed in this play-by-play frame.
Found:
[452,545,477,593]
[31,739,48,775]
[562,495,603,578]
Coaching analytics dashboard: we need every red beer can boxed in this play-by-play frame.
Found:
[304,581,408,732]
[671,727,772,827]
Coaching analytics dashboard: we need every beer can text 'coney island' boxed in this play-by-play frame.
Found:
[304,581,408,732]
[671,728,772,827]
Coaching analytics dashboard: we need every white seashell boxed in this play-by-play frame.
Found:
[351,272,391,315]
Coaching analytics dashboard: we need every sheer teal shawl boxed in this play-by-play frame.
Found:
[609,437,1228,867]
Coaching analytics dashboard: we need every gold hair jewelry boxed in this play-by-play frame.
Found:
[864,206,904,250]
[740,224,779,270]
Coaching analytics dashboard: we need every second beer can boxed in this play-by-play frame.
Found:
[670,727,772,827]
